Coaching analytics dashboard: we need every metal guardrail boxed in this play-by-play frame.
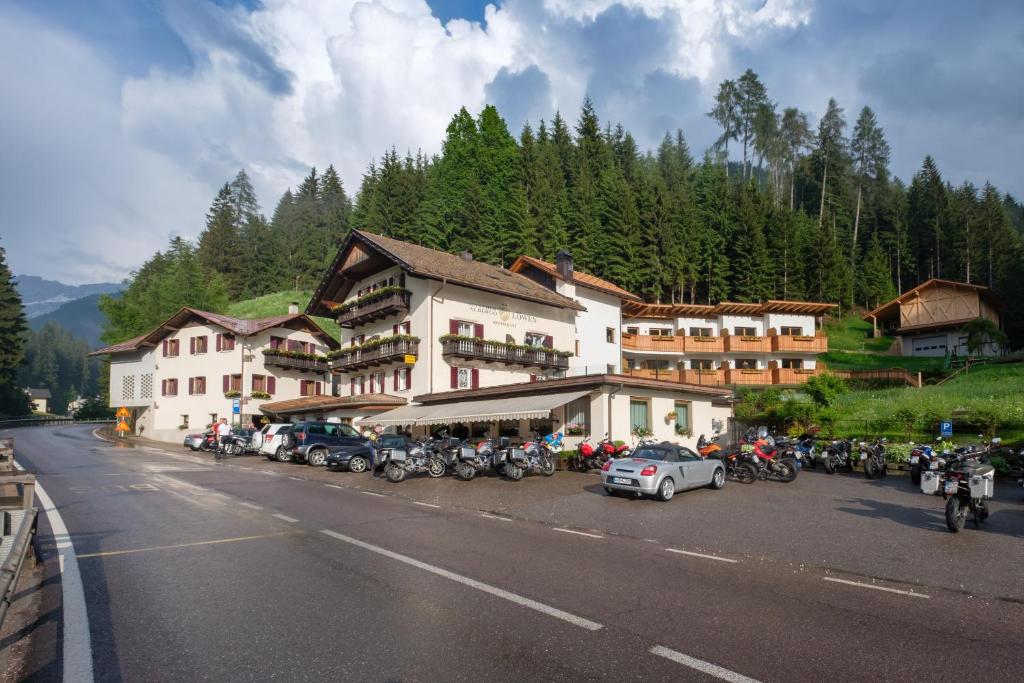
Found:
[0,508,38,629]
[0,417,115,429]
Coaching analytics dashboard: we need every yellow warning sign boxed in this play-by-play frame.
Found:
[403,355,417,364]
[116,406,130,418]
[114,421,131,433]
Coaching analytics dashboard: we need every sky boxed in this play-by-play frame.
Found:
[2,0,1022,284]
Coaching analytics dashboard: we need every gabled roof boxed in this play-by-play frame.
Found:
[508,255,643,302]
[862,279,1003,323]
[307,230,585,316]
[89,308,340,356]
[260,393,407,415]
[623,300,838,320]
[26,387,52,399]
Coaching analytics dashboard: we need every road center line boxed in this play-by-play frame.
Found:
[823,576,930,598]
[553,527,604,539]
[272,513,299,523]
[361,491,386,498]
[480,514,512,522]
[319,529,603,631]
[413,501,440,508]
[16,461,94,682]
[650,645,760,683]
[76,531,303,559]
[238,502,264,510]
[325,484,344,489]
[665,548,739,564]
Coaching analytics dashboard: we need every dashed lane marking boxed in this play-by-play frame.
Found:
[361,491,386,498]
[238,502,264,510]
[823,576,930,598]
[649,645,761,683]
[413,501,441,508]
[76,531,303,559]
[480,514,512,522]
[273,514,299,523]
[665,548,739,564]
[553,528,604,539]
[325,484,344,489]
[320,529,603,631]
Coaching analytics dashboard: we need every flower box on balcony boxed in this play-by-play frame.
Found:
[793,335,816,342]
[689,336,719,343]
[439,335,570,371]
[331,287,412,328]
[740,369,762,374]
[329,335,420,371]
[262,348,330,373]
[250,391,271,399]
[740,336,763,342]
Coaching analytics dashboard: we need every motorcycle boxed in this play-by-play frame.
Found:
[751,431,798,482]
[697,433,722,459]
[571,436,603,472]
[859,438,888,479]
[426,435,467,474]
[521,439,556,477]
[717,448,758,484]
[939,439,999,532]
[222,433,254,456]
[380,441,446,483]
[823,439,857,474]
[455,437,508,481]
[596,435,631,462]
[785,436,817,469]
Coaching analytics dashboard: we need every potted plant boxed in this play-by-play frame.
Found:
[224,390,241,399]
[675,424,692,437]
[250,391,271,400]
[664,410,677,423]
[565,422,585,436]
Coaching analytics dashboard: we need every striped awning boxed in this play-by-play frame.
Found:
[370,390,591,426]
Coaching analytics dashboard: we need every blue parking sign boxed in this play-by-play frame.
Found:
[232,398,241,415]
[940,420,952,437]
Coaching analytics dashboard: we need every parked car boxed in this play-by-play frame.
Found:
[183,431,207,450]
[259,423,293,461]
[289,421,365,466]
[601,442,725,501]
[184,430,217,452]
[325,433,406,473]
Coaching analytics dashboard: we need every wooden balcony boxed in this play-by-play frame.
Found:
[725,368,772,385]
[441,339,569,371]
[680,369,727,386]
[331,338,419,372]
[262,352,329,373]
[335,289,411,328]
[683,336,724,353]
[621,333,685,353]
[624,368,682,382]
[723,335,770,353]
[771,333,827,353]
[771,366,823,385]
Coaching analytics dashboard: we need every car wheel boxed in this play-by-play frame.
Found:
[656,477,675,501]
[275,446,292,463]
[307,449,327,467]
[604,486,616,496]
[710,468,725,490]
[348,456,368,473]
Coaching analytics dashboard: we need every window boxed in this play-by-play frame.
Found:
[734,326,757,337]
[735,359,758,370]
[457,368,471,389]
[161,378,178,396]
[270,336,284,350]
[564,396,590,433]
[368,372,385,393]
[780,326,803,336]
[674,401,690,435]
[217,333,236,351]
[188,376,206,395]
[649,328,672,337]
[122,375,135,400]
[181,415,189,429]
[629,399,650,433]
[689,327,713,337]
[300,380,322,397]
[642,359,672,370]
[351,334,365,347]
[632,446,670,461]
[252,375,267,392]
[190,336,208,354]
[139,374,153,399]
[607,364,616,374]
[626,326,639,336]
[458,321,475,337]
[525,332,549,348]
[162,339,179,357]
[222,374,242,393]
[394,367,411,391]
[691,359,714,370]
[781,358,804,369]
[605,327,615,343]
[677,447,701,462]
[393,321,411,335]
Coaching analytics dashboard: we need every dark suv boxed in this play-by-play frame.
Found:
[288,421,367,466]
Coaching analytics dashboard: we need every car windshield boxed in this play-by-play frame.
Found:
[632,447,670,461]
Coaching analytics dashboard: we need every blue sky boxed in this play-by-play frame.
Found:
[2,0,1022,283]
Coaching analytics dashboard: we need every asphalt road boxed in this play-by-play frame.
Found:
[8,425,1024,682]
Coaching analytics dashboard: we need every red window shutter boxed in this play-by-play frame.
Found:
[450,367,458,389]
[393,369,399,391]
[393,324,399,336]
[449,319,459,335]
[162,340,168,357]
[268,376,276,395]
[471,369,479,389]
[473,323,483,339]
[188,377,194,394]
[190,338,195,354]
[315,381,322,396]
[350,378,355,395]
[222,375,229,393]
[161,379,166,396]
[270,336,278,350]
[544,335,553,348]
[215,334,221,352]
[227,336,235,351]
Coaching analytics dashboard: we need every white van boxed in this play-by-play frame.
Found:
[259,423,293,461]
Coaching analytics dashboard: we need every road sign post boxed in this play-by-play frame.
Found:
[940,420,953,438]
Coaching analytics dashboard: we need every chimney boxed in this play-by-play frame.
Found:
[288,302,299,314]
[461,251,474,262]
[556,250,574,283]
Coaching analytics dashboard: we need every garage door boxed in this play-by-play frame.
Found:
[911,335,947,356]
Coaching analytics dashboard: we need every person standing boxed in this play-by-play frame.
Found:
[216,417,231,459]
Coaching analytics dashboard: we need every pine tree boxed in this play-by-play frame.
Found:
[812,98,848,229]
[197,183,244,296]
[708,79,741,175]
[0,242,30,416]
[850,106,890,270]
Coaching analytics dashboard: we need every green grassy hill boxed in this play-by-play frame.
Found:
[226,290,341,340]
[819,312,944,374]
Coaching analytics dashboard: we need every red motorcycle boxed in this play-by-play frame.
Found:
[748,428,798,482]
[596,436,632,460]
[571,437,600,472]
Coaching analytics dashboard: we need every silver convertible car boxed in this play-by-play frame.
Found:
[602,442,725,501]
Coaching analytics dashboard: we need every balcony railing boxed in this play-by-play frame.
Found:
[331,338,419,372]
[263,352,329,373]
[723,335,770,353]
[771,366,823,384]
[770,333,827,353]
[335,289,411,328]
[725,368,772,385]
[681,369,727,385]
[621,333,685,353]
[683,336,725,353]
[441,339,569,371]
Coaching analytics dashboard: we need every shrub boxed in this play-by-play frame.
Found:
[815,407,839,436]
[893,408,917,438]
[988,455,1010,477]
[869,416,895,434]
[969,408,1001,440]
[804,374,847,408]
[884,442,912,464]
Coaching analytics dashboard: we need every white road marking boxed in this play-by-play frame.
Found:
[238,502,263,510]
[553,527,603,539]
[361,491,386,498]
[17,461,95,682]
[480,514,512,522]
[413,501,440,508]
[273,513,299,523]
[650,645,760,683]
[289,476,303,481]
[92,428,112,442]
[666,548,739,564]
[823,576,930,598]
[320,529,603,631]
[325,484,344,489]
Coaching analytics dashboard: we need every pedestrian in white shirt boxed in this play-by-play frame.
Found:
[216,418,232,459]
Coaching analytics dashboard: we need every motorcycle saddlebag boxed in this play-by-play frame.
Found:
[920,470,941,495]
[459,446,476,461]
[508,448,527,462]
[387,449,408,462]
[969,472,994,499]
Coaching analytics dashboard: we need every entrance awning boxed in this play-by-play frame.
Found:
[371,390,591,426]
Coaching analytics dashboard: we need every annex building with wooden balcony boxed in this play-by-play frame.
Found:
[620,299,837,386]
